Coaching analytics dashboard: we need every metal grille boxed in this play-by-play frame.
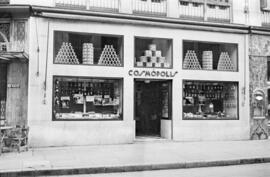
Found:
[0,23,10,42]
[55,0,119,12]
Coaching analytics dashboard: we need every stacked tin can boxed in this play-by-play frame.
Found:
[202,51,213,70]
[82,43,94,64]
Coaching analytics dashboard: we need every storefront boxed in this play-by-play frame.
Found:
[0,19,29,127]
[25,9,250,147]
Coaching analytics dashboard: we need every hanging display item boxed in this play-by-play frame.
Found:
[217,52,235,71]
[136,44,170,68]
[55,42,79,64]
[183,50,201,70]
[98,45,121,66]
[0,100,6,126]
[82,43,94,65]
[202,51,213,70]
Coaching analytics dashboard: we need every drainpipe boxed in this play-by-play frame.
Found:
[43,20,50,105]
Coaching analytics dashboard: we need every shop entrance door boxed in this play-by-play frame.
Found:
[0,63,7,125]
[135,80,171,137]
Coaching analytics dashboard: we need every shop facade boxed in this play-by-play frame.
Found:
[24,10,250,147]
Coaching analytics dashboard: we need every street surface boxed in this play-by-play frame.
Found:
[44,163,270,177]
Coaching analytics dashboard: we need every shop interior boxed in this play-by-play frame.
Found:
[183,80,238,120]
[53,76,123,120]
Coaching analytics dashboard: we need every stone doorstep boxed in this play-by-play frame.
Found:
[1,157,270,177]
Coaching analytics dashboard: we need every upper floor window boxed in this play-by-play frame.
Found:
[54,31,123,66]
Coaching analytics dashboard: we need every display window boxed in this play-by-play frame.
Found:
[53,76,123,120]
[134,37,172,68]
[183,40,238,71]
[54,31,123,66]
[183,80,238,120]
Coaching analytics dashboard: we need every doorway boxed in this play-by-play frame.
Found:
[0,63,7,125]
[135,79,171,137]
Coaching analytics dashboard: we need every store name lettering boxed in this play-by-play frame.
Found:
[128,70,178,78]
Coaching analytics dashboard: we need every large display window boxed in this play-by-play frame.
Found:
[183,80,238,120]
[134,37,172,68]
[54,31,123,66]
[53,76,123,120]
[183,40,238,71]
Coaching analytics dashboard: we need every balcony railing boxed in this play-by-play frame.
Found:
[133,0,167,16]
[0,42,25,53]
[179,1,204,20]
[179,0,231,23]
[0,0,9,5]
[206,4,230,22]
[262,11,270,26]
[55,0,119,12]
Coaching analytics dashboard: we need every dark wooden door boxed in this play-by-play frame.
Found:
[0,63,7,101]
[0,63,7,121]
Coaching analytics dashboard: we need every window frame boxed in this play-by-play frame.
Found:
[182,40,239,72]
[53,31,124,67]
[134,36,173,69]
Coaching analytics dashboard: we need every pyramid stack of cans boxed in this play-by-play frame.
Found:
[98,45,121,66]
[55,42,79,64]
[82,43,94,65]
[183,50,201,70]
[136,44,170,68]
[202,51,213,70]
[217,52,235,71]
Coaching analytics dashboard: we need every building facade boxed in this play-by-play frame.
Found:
[0,0,269,147]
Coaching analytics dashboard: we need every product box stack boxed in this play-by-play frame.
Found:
[217,52,235,71]
[98,45,121,66]
[202,51,213,70]
[136,44,170,68]
[55,42,79,64]
[82,43,94,65]
[183,50,201,70]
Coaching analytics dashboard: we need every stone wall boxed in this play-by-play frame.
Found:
[249,34,270,139]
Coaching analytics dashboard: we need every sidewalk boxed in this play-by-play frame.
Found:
[0,140,270,176]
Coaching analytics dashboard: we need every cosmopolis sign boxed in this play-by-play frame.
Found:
[128,69,178,78]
